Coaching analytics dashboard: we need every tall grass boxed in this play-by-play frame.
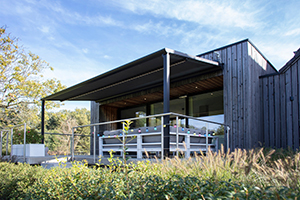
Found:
[146,146,300,190]
[1,146,300,199]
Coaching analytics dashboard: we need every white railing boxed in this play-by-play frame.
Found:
[72,112,230,163]
[99,130,219,159]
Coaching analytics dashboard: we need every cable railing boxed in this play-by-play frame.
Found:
[71,112,230,163]
[1,113,230,164]
[0,123,27,162]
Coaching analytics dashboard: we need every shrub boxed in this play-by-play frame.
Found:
[13,128,43,144]
[0,147,300,199]
[0,162,44,199]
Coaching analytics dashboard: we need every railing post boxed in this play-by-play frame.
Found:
[72,128,74,161]
[206,123,208,152]
[0,131,2,157]
[227,126,230,151]
[122,122,125,161]
[176,116,179,157]
[6,131,8,156]
[137,135,142,159]
[10,128,13,159]
[161,116,164,159]
[23,123,26,163]
[93,126,96,164]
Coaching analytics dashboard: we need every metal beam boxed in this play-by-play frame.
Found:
[163,53,170,158]
[41,100,45,144]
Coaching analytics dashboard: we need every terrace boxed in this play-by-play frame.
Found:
[42,48,227,159]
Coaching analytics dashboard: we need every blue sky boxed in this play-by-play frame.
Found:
[1,0,300,111]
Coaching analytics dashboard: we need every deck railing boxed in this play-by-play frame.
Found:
[72,112,230,163]
[0,123,26,161]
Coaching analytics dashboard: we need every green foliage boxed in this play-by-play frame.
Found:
[0,162,44,199]
[13,128,43,144]
[1,147,300,199]
[0,26,66,129]
[117,120,136,163]
[45,108,91,155]
[215,124,224,135]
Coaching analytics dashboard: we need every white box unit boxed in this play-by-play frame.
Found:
[12,144,45,157]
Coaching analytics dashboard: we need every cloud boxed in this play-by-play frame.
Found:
[116,0,259,29]
[39,1,122,27]
[103,55,111,59]
[82,48,89,54]
[285,28,300,36]
[39,26,50,33]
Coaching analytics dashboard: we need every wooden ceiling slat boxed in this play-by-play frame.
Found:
[106,75,223,108]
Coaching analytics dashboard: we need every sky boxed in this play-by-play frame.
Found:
[1,0,300,112]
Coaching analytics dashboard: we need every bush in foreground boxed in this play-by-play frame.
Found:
[1,147,300,199]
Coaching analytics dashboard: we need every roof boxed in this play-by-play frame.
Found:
[43,48,220,102]
[198,39,277,72]
[279,47,300,73]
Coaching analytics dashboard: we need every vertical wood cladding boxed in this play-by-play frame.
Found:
[261,54,300,150]
[200,40,276,150]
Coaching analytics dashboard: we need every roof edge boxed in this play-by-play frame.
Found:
[42,48,168,101]
[42,47,218,101]
[279,47,300,73]
[197,38,277,72]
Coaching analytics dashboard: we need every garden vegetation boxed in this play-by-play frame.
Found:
[0,147,300,199]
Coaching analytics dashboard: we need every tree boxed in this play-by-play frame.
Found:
[0,26,65,128]
[44,108,91,155]
[215,125,224,135]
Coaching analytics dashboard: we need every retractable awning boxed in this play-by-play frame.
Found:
[42,48,220,102]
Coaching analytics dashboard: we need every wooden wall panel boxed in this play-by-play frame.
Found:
[269,76,275,148]
[292,64,299,149]
[99,105,118,131]
[261,52,300,150]
[274,75,280,148]
[280,74,287,148]
[263,77,269,147]
[200,40,278,150]
[298,59,300,149]
[286,69,293,147]
[237,43,244,148]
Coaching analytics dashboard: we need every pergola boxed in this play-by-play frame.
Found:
[42,48,221,156]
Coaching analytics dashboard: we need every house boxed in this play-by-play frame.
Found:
[42,39,300,156]
[260,47,300,150]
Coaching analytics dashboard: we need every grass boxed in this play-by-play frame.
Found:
[1,146,300,199]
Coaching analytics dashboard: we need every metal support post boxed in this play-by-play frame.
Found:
[163,52,170,158]
[10,128,13,159]
[0,131,2,156]
[23,123,26,163]
[72,128,74,161]
[161,116,164,159]
[176,116,179,157]
[122,122,125,161]
[6,131,8,156]
[227,126,230,151]
[206,123,208,152]
[41,100,45,144]
[93,126,96,164]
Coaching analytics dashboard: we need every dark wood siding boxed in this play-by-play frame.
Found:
[261,56,300,150]
[200,40,276,150]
